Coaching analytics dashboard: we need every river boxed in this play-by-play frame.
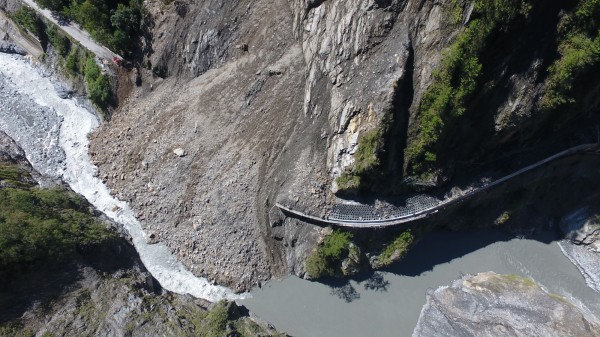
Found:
[1,52,599,336]
[241,229,600,337]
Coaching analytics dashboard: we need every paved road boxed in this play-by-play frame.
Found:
[20,0,120,60]
[277,143,600,228]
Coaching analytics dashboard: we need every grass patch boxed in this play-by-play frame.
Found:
[306,229,353,279]
[406,0,532,176]
[376,230,414,267]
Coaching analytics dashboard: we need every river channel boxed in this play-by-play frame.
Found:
[242,229,600,337]
[1,53,598,337]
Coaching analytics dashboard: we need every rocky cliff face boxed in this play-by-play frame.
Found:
[412,272,600,337]
[89,0,460,291]
[89,0,600,291]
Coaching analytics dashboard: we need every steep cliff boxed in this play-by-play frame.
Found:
[88,0,600,290]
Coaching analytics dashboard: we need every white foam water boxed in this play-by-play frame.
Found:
[0,53,244,302]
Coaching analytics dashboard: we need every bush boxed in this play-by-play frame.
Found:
[542,0,600,110]
[88,74,111,108]
[83,57,112,109]
[84,56,100,81]
[202,301,229,337]
[376,230,414,267]
[45,25,71,57]
[65,50,80,75]
[306,230,353,278]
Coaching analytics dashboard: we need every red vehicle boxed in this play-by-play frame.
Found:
[112,57,122,66]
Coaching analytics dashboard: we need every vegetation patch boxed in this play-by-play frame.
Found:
[542,0,600,110]
[0,164,33,188]
[495,211,511,225]
[13,6,44,39]
[336,126,387,193]
[306,229,353,279]
[0,183,115,280]
[45,25,71,57]
[83,57,112,111]
[406,0,532,176]
[501,274,537,289]
[376,230,414,267]
[0,320,35,337]
[34,0,143,56]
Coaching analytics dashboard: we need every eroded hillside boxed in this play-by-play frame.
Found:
[89,0,600,290]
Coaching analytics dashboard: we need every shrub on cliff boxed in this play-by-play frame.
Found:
[376,230,414,267]
[306,230,353,278]
[542,0,600,110]
[406,0,533,176]
[83,57,112,110]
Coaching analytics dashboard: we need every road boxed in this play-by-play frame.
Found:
[20,0,120,60]
[277,143,600,228]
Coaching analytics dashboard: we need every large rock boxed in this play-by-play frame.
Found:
[413,272,600,337]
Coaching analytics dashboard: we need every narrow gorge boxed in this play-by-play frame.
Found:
[1,0,599,336]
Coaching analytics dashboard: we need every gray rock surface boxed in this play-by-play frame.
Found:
[559,242,600,294]
[413,272,600,337]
